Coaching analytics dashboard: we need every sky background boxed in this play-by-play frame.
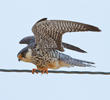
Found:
[0,0,110,100]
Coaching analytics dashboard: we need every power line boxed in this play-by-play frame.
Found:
[0,69,110,75]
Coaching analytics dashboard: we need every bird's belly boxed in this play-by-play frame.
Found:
[47,60,71,69]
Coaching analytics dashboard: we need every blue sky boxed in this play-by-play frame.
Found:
[0,0,110,100]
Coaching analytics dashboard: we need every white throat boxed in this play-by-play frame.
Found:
[26,48,32,59]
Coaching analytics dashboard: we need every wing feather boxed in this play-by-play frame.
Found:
[19,36,87,53]
[32,19,101,51]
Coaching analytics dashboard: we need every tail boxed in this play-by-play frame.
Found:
[59,53,95,67]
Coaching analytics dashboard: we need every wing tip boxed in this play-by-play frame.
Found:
[75,49,87,53]
[19,36,35,44]
[85,61,95,64]
[19,38,28,44]
[19,40,24,44]
[87,25,101,32]
[81,50,87,53]
[19,39,24,44]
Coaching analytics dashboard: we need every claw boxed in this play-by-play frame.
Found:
[38,68,48,74]
[32,68,38,74]
[32,67,48,74]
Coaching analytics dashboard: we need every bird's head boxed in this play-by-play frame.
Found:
[17,47,32,62]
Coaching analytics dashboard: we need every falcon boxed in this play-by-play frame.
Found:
[17,18,101,74]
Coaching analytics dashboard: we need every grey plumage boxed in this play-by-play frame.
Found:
[19,36,35,45]
[59,53,95,67]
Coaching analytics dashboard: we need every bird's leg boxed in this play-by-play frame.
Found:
[37,67,48,74]
[32,68,38,74]
[32,66,48,74]
[32,66,39,74]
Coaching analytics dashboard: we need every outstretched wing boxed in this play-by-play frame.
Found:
[19,36,35,44]
[62,42,87,53]
[19,36,87,53]
[32,18,101,51]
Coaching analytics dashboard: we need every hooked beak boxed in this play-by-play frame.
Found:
[17,54,22,62]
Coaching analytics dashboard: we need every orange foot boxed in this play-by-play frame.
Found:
[38,67,48,74]
[32,68,38,74]
[32,68,48,74]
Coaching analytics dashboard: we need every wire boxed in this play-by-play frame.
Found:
[0,69,110,75]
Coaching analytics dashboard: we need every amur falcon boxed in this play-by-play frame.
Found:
[17,18,101,74]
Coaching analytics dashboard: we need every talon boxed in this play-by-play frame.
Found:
[41,70,44,74]
[38,68,48,74]
[42,68,48,74]
[32,68,38,74]
[46,70,48,74]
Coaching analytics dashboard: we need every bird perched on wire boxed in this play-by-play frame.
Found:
[17,18,101,74]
